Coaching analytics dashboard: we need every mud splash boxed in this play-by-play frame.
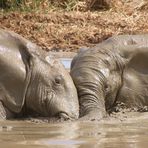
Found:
[0,112,148,148]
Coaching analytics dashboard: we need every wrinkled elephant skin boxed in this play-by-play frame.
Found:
[0,29,79,120]
[71,35,148,121]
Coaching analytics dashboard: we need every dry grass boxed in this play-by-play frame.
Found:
[1,0,148,11]
[2,0,147,12]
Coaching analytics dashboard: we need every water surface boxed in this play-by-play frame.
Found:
[0,112,148,148]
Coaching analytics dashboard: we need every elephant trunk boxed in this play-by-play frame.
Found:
[78,80,106,117]
[71,53,110,119]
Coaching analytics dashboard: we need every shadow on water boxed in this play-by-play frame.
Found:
[0,112,148,148]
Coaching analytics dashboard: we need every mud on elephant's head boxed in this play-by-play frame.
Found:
[24,52,79,120]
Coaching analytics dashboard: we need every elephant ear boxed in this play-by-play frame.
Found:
[18,46,36,109]
[19,45,34,68]
[117,45,148,107]
[114,44,148,62]
[0,43,36,114]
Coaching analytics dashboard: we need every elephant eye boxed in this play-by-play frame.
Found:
[55,75,63,85]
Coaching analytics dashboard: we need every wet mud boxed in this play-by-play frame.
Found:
[0,112,148,148]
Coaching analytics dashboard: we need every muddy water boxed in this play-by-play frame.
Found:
[0,112,148,148]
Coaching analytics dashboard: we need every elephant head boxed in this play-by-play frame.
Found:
[24,51,79,120]
[70,49,108,120]
[0,29,79,120]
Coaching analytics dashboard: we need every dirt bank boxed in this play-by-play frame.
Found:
[1,8,148,52]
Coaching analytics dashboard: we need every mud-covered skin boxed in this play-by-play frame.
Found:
[71,35,148,121]
[0,29,79,120]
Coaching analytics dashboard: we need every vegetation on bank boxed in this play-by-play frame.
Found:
[0,0,112,12]
[1,0,147,12]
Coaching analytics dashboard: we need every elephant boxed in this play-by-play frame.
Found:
[70,34,148,121]
[0,29,79,120]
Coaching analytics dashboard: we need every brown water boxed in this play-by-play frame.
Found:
[0,112,148,148]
